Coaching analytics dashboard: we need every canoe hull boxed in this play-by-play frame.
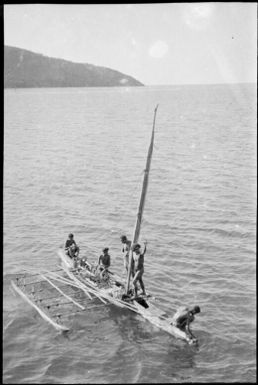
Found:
[57,248,196,344]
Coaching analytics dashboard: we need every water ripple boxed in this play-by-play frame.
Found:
[3,84,256,383]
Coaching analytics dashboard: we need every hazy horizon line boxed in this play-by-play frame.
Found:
[4,82,256,91]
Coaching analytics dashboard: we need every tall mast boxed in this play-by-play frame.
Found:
[125,105,159,294]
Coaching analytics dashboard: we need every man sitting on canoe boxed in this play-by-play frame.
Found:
[169,305,201,341]
[97,247,111,279]
[120,235,134,275]
[65,233,80,259]
[132,242,147,297]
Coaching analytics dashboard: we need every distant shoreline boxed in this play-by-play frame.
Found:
[4,45,144,88]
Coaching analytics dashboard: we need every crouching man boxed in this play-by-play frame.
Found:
[65,233,80,268]
[170,305,201,344]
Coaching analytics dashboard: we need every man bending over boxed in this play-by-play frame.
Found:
[170,305,201,342]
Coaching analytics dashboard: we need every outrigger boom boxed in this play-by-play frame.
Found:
[11,280,70,332]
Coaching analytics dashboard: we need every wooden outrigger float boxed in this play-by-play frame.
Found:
[11,280,70,332]
[10,268,96,332]
[11,106,198,344]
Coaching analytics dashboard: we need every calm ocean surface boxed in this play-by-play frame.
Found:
[3,84,256,383]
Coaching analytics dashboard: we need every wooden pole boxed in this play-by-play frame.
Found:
[125,105,159,294]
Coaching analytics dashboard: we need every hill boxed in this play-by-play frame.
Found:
[4,46,144,88]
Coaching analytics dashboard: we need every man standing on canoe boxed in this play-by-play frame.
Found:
[65,233,80,259]
[132,242,147,296]
[120,235,134,274]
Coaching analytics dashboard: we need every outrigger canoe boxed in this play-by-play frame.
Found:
[11,105,198,344]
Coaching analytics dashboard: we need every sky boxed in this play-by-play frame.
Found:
[4,3,257,85]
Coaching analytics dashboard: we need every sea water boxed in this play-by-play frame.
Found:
[3,84,256,383]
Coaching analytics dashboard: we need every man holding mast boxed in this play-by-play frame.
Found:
[132,241,147,296]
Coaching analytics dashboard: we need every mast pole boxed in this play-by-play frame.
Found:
[125,105,159,294]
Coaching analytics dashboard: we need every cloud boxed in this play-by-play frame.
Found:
[183,3,215,30]
[149,40,169,59]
